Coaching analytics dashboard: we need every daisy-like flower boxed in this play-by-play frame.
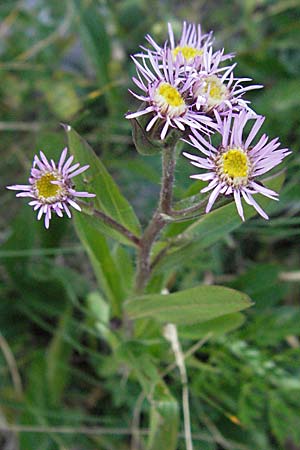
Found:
[183,110,291,220]
[138,21,232,69]
[142,22,213,67]
[191,49,262,113]
[126,50,214,139]
[7,148,95,228]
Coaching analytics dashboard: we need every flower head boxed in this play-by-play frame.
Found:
[126,50,214,139]
[145,22,212,65]
[7,148,95,228]
[138,22,232,70]
[191,50,262,113]
[183,111,291,220]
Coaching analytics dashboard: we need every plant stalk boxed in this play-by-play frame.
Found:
[78,200,141,247]
[134,144,177,294]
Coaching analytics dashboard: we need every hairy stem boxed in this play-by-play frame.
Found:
[135,212,165,294]
[78,200,141,247]
[134,144,176,294]
[159,145,176,214]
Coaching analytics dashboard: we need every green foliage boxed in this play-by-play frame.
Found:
[125,285,251,324]
[74,213,126,316]
[66,125,141,245]
[178,313,245,340]
[1,1,300,450]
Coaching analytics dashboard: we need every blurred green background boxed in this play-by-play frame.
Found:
[1,1,300,449]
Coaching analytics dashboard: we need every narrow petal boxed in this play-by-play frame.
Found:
[242,191,269,220]
[68,199,82,211]
[160,120,170,140]
[63,203,72,218]
[7,184,31,191]
[244,115,265,148]
[68,165,90,179]
[206,184,222,213]
[70,190,96,197]
[58,147,68,171]
[234,189,245,221]
[37,207,44,220]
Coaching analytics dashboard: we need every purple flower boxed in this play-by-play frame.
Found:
[7,148,95,228]
[141,22,214,67]
[138,22,232,69]
[191,50,263,113]
[126,50,215,139]
[183,110,291,220]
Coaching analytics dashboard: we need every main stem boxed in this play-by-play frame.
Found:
[134,144,176,294]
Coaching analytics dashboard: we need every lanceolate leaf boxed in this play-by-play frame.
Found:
[74,213,125,317]
[124,285,252,325]
[66,125,141,245]
[178,312,245,339]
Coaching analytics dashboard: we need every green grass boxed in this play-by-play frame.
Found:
[1,1,300,449]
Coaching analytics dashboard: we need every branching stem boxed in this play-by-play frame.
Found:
[78,200,141,247]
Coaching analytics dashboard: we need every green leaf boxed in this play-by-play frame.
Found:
[178,312,245,340]
[147,381,179,450]
[66,125,141,246]
[74,213,125,316]
[124,285,252,325]
[113,244,134,297]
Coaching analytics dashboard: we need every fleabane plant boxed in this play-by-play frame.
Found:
[6,21,291,450]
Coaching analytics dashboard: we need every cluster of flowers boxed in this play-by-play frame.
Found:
[7,22,290,227]
[126,22,290,220]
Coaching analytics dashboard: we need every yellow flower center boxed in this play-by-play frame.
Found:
[195,75,228,110]
[172,45,203,62]
[203,78,223,99]
[219,148,250,186]
[157,83,185,107]
[153,82,187,118]
[35,173,62,200]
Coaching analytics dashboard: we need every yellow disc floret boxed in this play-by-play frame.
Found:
[157,83,185,107]
[217,148,251,186]
[153,82,186,118]
[172,46,203,62]
[194,75,228,110]
[222,149,248,178]
[35,172,64,202]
